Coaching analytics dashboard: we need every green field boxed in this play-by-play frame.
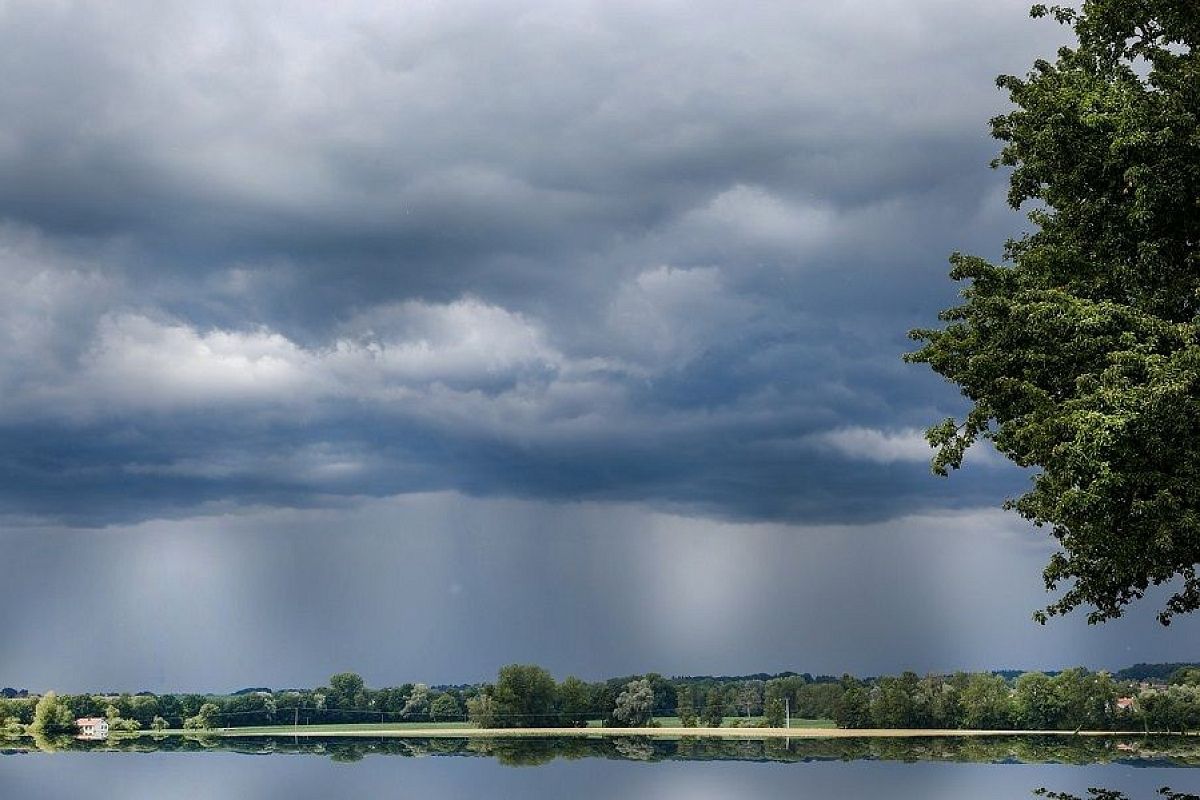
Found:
[152,717,834,737]
[593,717,834,730]
[208,721,475,735]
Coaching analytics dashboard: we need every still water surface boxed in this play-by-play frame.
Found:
[2,735,1198,799]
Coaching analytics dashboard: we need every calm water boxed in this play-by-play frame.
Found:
[3,736,1199,800]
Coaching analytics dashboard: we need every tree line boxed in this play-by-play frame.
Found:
[4,663,1200,735]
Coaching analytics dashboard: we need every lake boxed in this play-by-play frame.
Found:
[2,735,1198,799]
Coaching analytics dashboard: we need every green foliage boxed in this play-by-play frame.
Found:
[183,702,221,730]
[907,0,1200,624]
[675,685,698,727]
[833,678,871,729]
[429,693,462,722]
[467,692,498,728]
[701,686,727,727]
[492,664,558,728]
[960,673,1014,729]
[151,716,169,731]
[555,676,594,727]
[30,692,75,736]
[763,697,786,727]
[870,673,919,728]
[1170,668,1200,686]
[401,684,430,720]
[610,679,655,727]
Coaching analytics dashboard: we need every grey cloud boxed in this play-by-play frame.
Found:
[0,1,1070,525]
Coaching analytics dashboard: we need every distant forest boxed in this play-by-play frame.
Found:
[4,662,1200,736]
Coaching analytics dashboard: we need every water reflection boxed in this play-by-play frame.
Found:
[3,735,1197,800]
[4,733,1200,768]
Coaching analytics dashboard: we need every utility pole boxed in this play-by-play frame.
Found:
[785,698,790,729]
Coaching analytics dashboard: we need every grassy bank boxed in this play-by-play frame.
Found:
[145,723,1162,740]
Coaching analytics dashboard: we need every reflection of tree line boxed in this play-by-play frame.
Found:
[8,734,1200,767]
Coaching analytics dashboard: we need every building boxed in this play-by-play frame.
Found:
[76,717,109,740]
[1115,697,1136,712]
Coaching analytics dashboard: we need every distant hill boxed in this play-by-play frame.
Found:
[1116,662,1200,682]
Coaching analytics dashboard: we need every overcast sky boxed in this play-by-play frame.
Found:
[2,0,1197,693]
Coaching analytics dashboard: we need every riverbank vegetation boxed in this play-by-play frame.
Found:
[4,662,1199,738]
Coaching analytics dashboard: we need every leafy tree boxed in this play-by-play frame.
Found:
[429,693,462,722]
[151,716,169,732]
[833,676,871,729]
[402,684,431,720]
[183,702,220,730]
[610,679,654,727]
[1052,668,1116,730]
[1015,672,1063,729]
[871,674,918,728]
[30,692,74,736]
[735,681,763,718]
[1170,668,1200,686]
[763,696,786,727]
[675,685,698,727]
[493,664,557,728]
[701,686,728,727]
[327,673,367,718]
[959,674,1014,729]
[467,691,498,729]
[555,676,594,727]
[906,2,1200,624]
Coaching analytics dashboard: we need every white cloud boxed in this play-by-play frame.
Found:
[606,265,756,366]
[808,426,933,464]
[807,425,1006,468]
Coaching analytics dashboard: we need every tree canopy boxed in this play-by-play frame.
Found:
[907,1,1200,624]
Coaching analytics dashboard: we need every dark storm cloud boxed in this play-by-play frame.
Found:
[0,0,1068,525]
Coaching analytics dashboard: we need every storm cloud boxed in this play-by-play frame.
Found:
[5,2,1185,690]
[0,0,1067,525]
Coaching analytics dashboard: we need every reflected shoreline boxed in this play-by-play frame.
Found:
[6,733,1200,768]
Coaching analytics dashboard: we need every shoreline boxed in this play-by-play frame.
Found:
[190,726,1174,740]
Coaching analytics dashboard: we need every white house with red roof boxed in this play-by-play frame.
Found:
[75,717,109,740]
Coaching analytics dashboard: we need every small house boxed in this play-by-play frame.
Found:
[76,717,109,740]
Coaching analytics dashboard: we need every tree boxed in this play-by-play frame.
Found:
[492,664,557,728]
[701,686,727,727]
[959,674,1014,730]
[401,684,431,720]
[871,675,917,728]
[327,673,367,718]
[675,685,698,727]
[763,696,786,728]
[151,716,169,732]
[30,692,74,736]
[833,676,871,729]
[467,691,498,729]
[183,703,220,730]
[1015,672,1063,730]
[429,693,462,722]
[906,2,1200,624]
[735,681,763,718]
[555,676,594,727]
[103,704,142,733]
[610,679,654,727]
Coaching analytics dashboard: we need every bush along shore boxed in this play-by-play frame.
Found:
[5,662,1200,740]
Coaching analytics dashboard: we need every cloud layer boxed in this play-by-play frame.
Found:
[0,1,1067,525]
